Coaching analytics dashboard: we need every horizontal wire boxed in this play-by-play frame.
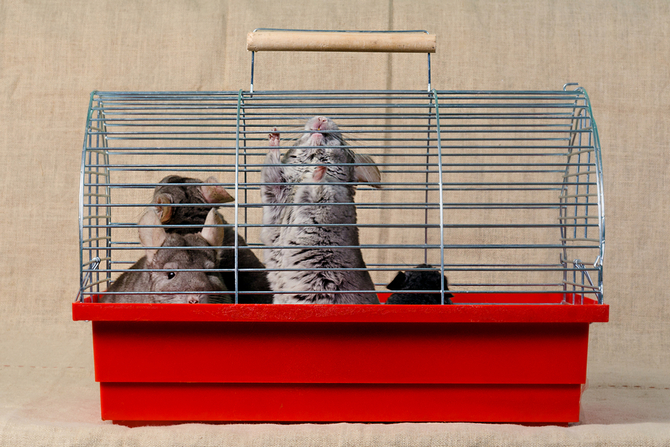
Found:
[96,266,600,275]
[84,222,599,230]
[89,243,600,250]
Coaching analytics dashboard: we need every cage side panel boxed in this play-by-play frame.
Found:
[100,382,582,423]
[80,92,244,301]
[80,93,113,300]
[91,321,590,384]
[559,92,603,303]
[435,90,602,299]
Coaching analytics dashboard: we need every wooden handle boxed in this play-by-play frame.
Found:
[247,30,436,53]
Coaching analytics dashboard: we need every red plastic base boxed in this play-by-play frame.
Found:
[73,293,608,425]
[101,383,583,423]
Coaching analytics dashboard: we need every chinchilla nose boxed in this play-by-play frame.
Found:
[316,116,327,129]
[188,297,200,304]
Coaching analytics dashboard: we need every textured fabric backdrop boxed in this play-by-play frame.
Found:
[1,0,669,445]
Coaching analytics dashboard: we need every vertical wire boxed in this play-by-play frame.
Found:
[234,91,243,304]
[579,87,605,304]
[561,96,578,304]
[78,93,94,301]
[424,93,433,264]
[566,96,584,304]
[99,97,108,294]
[94,108,100,295]
[582,104,593,304]
[241,94,249,245]
[92,102,101,292]
[431,90,446,304]
[427,53,432,92]
[250,52,255,94]
[101,98,112,293]
[580,94,591,303]
[94,95,104,296]
[574,105,583,303]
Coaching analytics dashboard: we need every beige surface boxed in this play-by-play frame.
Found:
[1,0,669,444]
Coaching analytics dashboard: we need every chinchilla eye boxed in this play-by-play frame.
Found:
[167,272,176,280]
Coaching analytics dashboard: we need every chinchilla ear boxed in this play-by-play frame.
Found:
[153,192,174,223]
[138,208,166,262]
[386,271,407,290]
[200,208,225,247]
[200,177,234,204]
[312,165,327,182]
[353,153,382,188]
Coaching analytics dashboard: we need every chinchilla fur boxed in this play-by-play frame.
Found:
[260,116,381,304]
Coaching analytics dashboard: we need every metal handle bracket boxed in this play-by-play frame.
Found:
[248,29,435,92]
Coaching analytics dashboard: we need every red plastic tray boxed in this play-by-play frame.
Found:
[72,293,608,425]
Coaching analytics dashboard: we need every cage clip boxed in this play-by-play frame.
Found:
[572,259,595,288]
[76,257,101,303]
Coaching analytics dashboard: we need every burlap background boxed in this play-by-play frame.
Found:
[1,1,669,445]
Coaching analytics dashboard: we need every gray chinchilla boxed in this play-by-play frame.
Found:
[260,116,381,304]
[152,175,272,303]
[100,208,232,304]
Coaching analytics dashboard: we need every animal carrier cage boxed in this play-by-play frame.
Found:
[73,30,608,425]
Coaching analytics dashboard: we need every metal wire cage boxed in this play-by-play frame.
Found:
[78,84,604,305]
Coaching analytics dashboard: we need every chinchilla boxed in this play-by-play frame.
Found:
[260,116,381,304]
[152,175,272,303]
[100,208,232,304]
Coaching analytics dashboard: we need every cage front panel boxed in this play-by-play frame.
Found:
[79,89,604,304]
[239,90,444,301]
